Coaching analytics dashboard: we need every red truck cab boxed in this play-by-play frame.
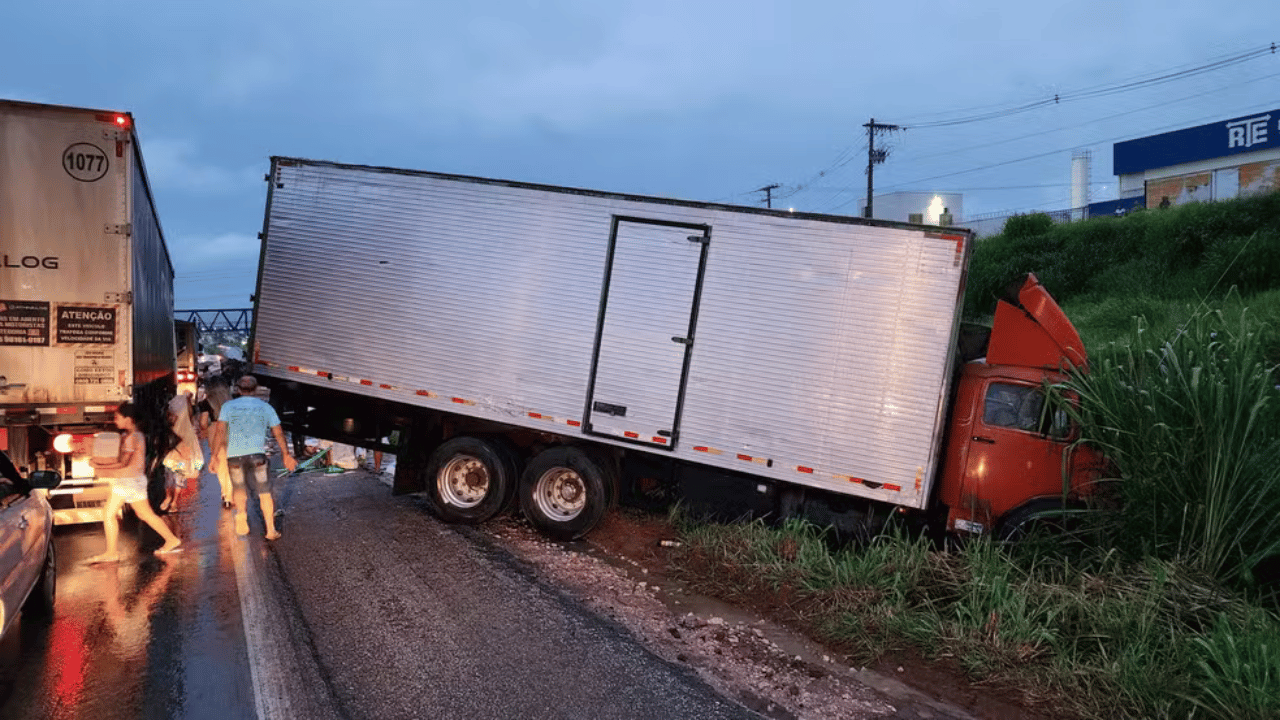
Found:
[938,274,1108,537]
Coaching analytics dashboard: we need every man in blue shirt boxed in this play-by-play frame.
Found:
[214,375,297,538]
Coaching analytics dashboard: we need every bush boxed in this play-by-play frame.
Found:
[1002,212,1056,239]
[966,192,1280,321]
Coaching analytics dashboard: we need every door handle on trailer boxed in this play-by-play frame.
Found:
[971,436,996,444]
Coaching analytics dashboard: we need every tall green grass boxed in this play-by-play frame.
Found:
[673,516,1280,719]
[1055,298,1280,590]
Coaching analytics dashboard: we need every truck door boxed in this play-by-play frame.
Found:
[954,376,1074,531]
[585,218,708,449]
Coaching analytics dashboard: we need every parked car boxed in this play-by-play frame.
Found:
[0,448,62,637]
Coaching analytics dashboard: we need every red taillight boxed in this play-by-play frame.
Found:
[54,433,94,454]
[96,112,131,129]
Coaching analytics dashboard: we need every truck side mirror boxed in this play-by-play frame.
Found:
[27,470,62,490]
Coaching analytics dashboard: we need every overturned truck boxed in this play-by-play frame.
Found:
[248,158,1106,540]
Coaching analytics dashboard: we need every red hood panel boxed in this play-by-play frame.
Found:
[985,274,1087,371]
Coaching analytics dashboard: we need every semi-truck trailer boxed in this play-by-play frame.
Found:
[0,99,176,523]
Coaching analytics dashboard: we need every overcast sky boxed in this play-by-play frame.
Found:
[3,1,1276,309]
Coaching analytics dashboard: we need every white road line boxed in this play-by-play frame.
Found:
[231,535,295,720]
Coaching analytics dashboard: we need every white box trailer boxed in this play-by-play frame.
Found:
[0,99,175,523]
[252,157,975,538]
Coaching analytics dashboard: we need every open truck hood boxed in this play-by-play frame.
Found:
[985,274,1086,371]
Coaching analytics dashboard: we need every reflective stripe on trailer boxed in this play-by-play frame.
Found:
[591,424,666,444]
[2,405,119,416]
[527,412,584,429]
[798,467,903,494]
[262,359,425,397]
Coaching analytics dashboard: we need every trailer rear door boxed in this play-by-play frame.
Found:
[0,102,132,407]
[585,218,707,448]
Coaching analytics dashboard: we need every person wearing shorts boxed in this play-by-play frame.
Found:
[227,453,273,499]
[215,375,297,539]
[86,402,182,563]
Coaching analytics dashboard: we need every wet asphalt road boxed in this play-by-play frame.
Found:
[0,455,759,720]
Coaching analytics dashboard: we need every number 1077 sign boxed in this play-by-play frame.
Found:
[63,142,109,182]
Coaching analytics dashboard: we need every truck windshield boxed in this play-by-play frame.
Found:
[982,382,1070,439]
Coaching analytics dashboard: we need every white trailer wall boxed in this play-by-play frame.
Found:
[0,102,135,405]
[253,159,970,509]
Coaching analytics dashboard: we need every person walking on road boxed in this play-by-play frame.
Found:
[87,402,183,562]
[214,375,297,539]
[161,393,204,512]
[198,377,234,508]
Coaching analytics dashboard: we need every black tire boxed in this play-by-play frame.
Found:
[519,446,614,540]
[24,540,56,618]
[424,437,517,524]
[996,499,1076,542]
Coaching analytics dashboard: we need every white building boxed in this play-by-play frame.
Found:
[859,191,963,226]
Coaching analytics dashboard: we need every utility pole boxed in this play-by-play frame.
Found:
[863,118,900,219]
[756,183,780,209]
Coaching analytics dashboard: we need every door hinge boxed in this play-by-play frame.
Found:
[687,234,708,245]
[104,223,132,236]
[671,336,693,346]
[104,291,132,304]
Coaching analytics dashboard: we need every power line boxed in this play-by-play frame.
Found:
[762,44,1278,213]
[806,84,1280,213]
[889,44,1275,125]
[897,42,1277,129]
[896,70,1280,167]
[801,181,1110,193]
[875,99,1280,198]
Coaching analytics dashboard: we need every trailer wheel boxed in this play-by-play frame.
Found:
[424,437,516,524]
[519,447,612,540]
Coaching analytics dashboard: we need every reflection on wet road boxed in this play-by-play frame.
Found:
[0,457,255,719]
[0,451,759,719]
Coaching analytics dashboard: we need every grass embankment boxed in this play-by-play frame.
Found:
[671,194,1280,720]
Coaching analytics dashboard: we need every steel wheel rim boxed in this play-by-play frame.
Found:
[533,467,585,521]
[438,455,489,508]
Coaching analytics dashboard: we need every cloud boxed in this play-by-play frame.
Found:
[172,232,260,266]
[351,1,787,130]
[143,138,260,194]
[208,49,294,105]
[170,232,261,308]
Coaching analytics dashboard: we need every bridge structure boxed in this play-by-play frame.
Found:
[175,308,254,333]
